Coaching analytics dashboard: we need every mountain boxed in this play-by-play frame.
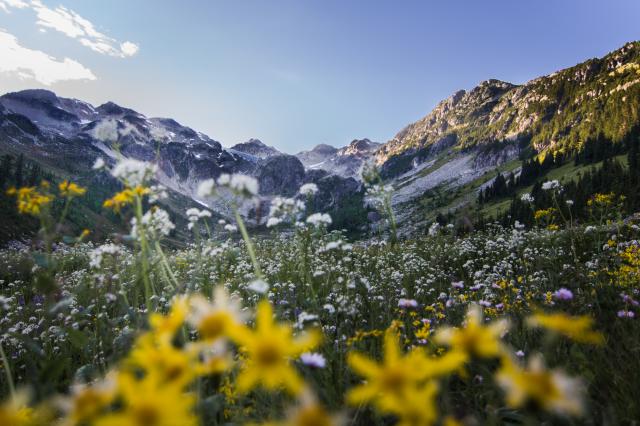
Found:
[0,90,367,241]
[2,41,640,241]
[371,41,640,234]
[296,138,381,179]
[229,138,281,159]
[378,42,640,168]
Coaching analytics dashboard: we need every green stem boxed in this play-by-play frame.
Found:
[0,341,15,398]
[233,207,262,278]
[135,195,154,309]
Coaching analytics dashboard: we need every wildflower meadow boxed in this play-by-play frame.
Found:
[1,157,639,426]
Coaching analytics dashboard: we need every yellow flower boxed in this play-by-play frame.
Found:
[94,372,198,426]
[434,304,509,358]
[103,186,149,212]
[126,334,197,388]
[0,391,34,426]
[527,312,604,344]
[103,188,134,212]
[62,375,117,425]
[279,389,342,426]
[148,296,188,344]
[230,300,321,395]
[7,185,54,216]
[496,354,584,416]
[187,287,246,342]
[393,381,439,426]
[58,180,86,197]
[347,328,465,415]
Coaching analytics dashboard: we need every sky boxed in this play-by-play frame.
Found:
[1,1,639,153]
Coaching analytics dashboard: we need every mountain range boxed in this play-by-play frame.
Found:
[1,40,640,241]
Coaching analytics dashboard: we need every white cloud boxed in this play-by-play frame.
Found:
[1,0,139,58]
[0,28,97,85]
[0,0,29,12]
[120,41,139,57]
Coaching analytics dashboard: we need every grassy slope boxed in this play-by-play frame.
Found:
[403,154,629,226]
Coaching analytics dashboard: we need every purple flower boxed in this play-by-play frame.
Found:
[451,281,464,289]
[495,303,504,310]
[618,310,635,318]
[479,300,492,307]
[515,350,525,357]
[398,298,418,309]
[553,288,573,301]
[300,352,326,368]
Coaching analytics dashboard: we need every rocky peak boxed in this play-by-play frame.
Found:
[338,138,380,157]
[230,138,280,159]
[95,101,141,118]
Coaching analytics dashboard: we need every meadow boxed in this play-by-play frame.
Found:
[0,157,639,425]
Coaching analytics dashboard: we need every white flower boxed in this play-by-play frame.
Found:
[213,173,259,197]
[247,279,269,294]
[299,183,318,196]
[306,213,332,226]
[149,185,168,203]
[428,222,441,236]
[131,208,175,238]
[266,217,282,228]
[92,157,105,170]
[111,158,157,187]
[224,224,237,233]
[541,180,561,191]
[566,200,574,206]
[268,196,305,226]
[520,193,535,203]
[300,352,326,368]
[197,179,216,198]
[89,243,123,269]
[186,208,212,222]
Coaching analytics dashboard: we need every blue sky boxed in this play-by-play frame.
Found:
[1,1,639,153]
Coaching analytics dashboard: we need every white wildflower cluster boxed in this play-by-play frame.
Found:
[89,243,124,269]
[306,213,332,227]
[131,208,175,238]
[428,222,441,236]
[148,184,168,203]
[197,173,259,199]
[267,197,306,228]
[111,158,158,187]
[366,184,393,208]
[298,183,319,196]
[186,208,212,230]
[541,180,561,191]
[521,193,535,203]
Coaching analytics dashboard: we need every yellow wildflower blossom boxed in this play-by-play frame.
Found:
[103,186,149,212]
[347,328,465,415]
[58,180,86,197]
[496,354,584,416]
[7,185,54,216]
[230,300,321,395]
[0,391,34,426]
[94,372,198,426]
[434,304,509,358]
[187,287,246,342]
[527,312,604,344]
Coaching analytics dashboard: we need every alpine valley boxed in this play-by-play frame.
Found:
[2,40,640,243]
